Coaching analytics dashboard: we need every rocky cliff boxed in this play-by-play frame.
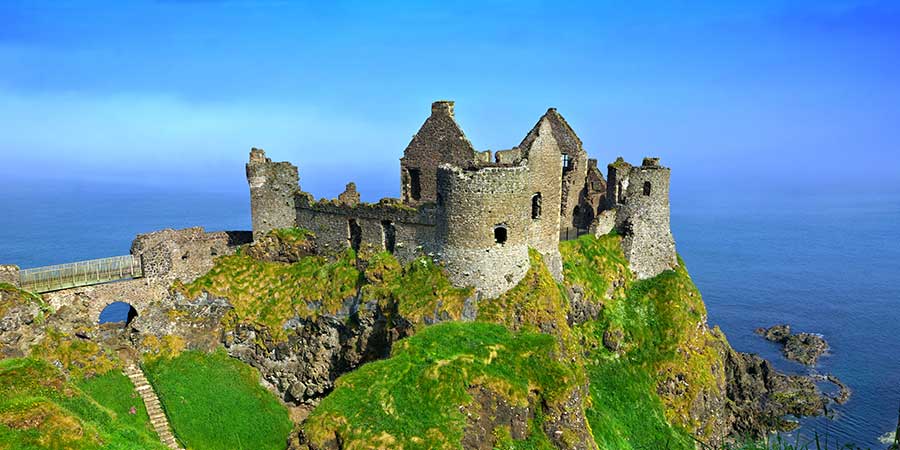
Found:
[0,229,838,449]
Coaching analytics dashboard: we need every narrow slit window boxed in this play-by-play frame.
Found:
[643,181,651,196]
[531,193,542,219]
[408,168,421,201]
[348,219,362,252]
[381,220,396,254]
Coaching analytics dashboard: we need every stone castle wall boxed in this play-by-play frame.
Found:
[247,148,299,239]
[400,101,477,206]
[435,164,531,298]
[244,102,678,296]
[520,116,564,280]
[0,265,19,287]
[611,158,677,279]
[132,227,252,282]
[295,196,437,264]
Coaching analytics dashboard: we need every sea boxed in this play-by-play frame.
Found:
[1,180,898,449]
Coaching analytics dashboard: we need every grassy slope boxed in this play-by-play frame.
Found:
[142,349,292,450]
[0,358,166,450]
[560,233,726,449]
[303,322,576,449]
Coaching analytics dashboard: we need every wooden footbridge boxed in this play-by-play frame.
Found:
[19,255,143,294]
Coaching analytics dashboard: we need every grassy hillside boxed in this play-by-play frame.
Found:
[143,349,292,450]
[561,233,726,449]
[303,322,577,449]
[0,357,166,450]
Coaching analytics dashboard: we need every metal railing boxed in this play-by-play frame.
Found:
[560,227,590,241]
[19,255,143,293]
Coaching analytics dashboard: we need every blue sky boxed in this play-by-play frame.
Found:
[2,0,898,200]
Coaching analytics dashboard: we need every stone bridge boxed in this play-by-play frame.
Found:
[1,227,251,325]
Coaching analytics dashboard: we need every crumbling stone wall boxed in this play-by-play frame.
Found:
[247,148,300,239]
[400,101,476,206]
[132,227,251,282]
[610,158,677,279]
[578,159,608,225]
[296,195,436,264]
[0,265,19,287]
[435,164,531,299]
[521,109,589,231]
[519,115,563,280]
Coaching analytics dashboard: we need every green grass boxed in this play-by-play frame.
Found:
[175,249,361,341]
[142,349,292,450]
[561,233,726,449]
[303,322,578,449]
[0,357,167,450]
[361,252,473,327]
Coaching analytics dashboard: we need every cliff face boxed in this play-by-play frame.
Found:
[0,230,833,449]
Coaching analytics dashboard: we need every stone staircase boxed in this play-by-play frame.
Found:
[124,364,183,450]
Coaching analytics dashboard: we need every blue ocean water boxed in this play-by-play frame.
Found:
[1,181,897,448]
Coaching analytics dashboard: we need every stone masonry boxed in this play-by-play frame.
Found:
[246,101,678,296]
[607,157,677,279]
[0,265,19,287]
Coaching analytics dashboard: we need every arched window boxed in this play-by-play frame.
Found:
[494,226,508,245]
[531,193,542,219]
[99,301,138,325]
[643,181,651,196]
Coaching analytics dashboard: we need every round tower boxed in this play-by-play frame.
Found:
[435,163,531,298]
[614,157,677,279]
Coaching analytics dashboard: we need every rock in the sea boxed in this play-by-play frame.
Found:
[755,324,791,342]
[783,333,828,365]
[755,325,828,366]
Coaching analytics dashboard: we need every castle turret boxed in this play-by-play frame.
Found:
[400,101,476,206]
[435,164,531,298]
[609,157,677,279]
[246,148,300,239]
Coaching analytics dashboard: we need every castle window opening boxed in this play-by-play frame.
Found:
[561,154,572,173]
[348,219,362,253]
[643,181,651,196]
[381,220,396,254]
[573,206,580,219]
[617,182,625,203]
[408,168,422,201]
[494,226,508,245]
[531,193,542,219]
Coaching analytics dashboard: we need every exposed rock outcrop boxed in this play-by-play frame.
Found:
[723,346,828,434]
[756,324,829,365]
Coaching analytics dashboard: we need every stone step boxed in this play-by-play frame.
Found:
[123,365,182,450]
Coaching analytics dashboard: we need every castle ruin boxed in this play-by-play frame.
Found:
[247,101,677,298]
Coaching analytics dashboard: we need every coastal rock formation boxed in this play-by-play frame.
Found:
[723,347,828,433]
[756,324,829,365]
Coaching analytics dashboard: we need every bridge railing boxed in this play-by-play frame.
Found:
[19,255,143,293]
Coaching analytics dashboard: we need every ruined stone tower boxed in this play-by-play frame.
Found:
[400,101,476,206]
[246,148,299,239]
[607,157,677,279]
[435,164,532,298]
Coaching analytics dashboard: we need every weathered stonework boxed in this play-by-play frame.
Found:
[518,116,563,280]
[609,157,677,279]
[0,265,19,287]
[400,101,477,206]
[247,101,677,296]
[247,148,300,239]
[435,164,531,298]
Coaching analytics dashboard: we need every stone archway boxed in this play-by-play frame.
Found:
[99,301,138,326]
